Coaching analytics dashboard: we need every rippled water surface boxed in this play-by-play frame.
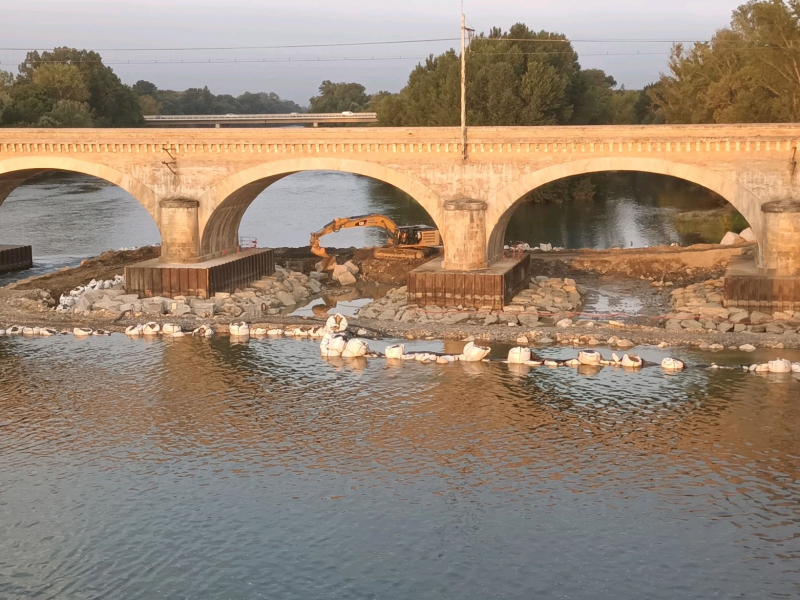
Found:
[1,335,799,599]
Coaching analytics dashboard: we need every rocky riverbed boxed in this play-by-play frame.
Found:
[3,245,800,351]
[664,278,800,335]
[358,276,586,328]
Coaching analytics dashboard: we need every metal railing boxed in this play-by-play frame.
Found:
[144,113,377,122]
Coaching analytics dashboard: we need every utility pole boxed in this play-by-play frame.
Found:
[461,12,468,161]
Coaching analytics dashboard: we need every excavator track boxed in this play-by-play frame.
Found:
[372,247,434,260]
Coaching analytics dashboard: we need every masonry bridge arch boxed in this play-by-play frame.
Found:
[197,158,446,260]
[0,156,160,219]
[485,157,764,263]
[1,125,799,277]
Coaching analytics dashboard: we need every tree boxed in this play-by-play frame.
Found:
[0,71,12,120]
[137,94,162,115]
[132,80,158,96]
[372,24,583,126]
[650,0,800,123]
[31,63,89,102]
[309,81,370,113]
[0,84,55,125]
[571,69,616,124]
[18,47,142,126]
[37,99,93,127]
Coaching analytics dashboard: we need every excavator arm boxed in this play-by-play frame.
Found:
[310,214,399,261]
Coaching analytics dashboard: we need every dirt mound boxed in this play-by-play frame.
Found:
[6,246,160,299]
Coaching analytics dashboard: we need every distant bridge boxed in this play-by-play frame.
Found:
[143,112,378,128]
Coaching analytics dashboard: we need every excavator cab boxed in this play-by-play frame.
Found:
[396,225,440,247]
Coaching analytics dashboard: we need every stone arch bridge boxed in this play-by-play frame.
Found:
[2,124,800,275]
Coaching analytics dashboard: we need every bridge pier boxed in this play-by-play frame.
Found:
[442,199,488,271]
[725,200,800,310]
[760,200,800,276]
[159,198,201,263]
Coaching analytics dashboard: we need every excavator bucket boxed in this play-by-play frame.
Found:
[319,255,337,271]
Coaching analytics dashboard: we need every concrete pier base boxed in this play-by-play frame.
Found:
[407,254,531,310]
[724,254,800,311]
[125,248,274,299]
[0,245,33,274]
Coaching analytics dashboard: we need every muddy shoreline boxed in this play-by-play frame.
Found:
[2,242,798,350]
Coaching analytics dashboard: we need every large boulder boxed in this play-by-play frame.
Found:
[336,271,357,286]
[276,290,296,306]
[720,231,745,245]
[739,227,757,242]
[332,264,350,281]
[749,310,771,325]
[192,301,217,317]
[343,260,360,275]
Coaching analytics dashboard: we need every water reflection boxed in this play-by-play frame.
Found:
[0,173,160,284]
[505,173,734,249]
[1,336,799,599]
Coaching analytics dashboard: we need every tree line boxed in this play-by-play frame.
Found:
[1,1,798,128]
[310,0,800,126]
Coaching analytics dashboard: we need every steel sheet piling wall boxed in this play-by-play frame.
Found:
[0,245,33,274]
[125,249,274,299]
[408,255,531,310]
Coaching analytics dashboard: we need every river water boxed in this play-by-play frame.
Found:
[1,335,799,599]
[2,172,799,599]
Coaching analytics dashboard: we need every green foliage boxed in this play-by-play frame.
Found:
[309,81,370,113]
[37,99,93,127]
[134,81,303,115]
[31,64,89,102]
[137,94,162,115]
[650,0,800,123]
[1,84,56,125]
[371,23,650,127]
[0,47,142,127]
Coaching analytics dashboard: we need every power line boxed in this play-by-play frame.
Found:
[0,56,434,67]
[475,37,798,46]
[0,37,461,53]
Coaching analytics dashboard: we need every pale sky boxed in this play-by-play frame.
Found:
[0,0,745,105]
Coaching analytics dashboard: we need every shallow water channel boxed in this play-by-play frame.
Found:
[1,334,799,599]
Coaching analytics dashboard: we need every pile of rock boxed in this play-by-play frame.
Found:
[720,227,757,246]
[5,290,55,312]
[53,267,328,321]
[665,278,800,334]
[328,260,360,286]
[357,276,585,327]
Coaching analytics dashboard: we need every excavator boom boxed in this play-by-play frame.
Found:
[310,214,399,259]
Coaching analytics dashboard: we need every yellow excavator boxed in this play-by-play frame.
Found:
[310,213,441,270]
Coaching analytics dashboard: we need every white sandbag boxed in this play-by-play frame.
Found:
[768,358,792,373]
[507,347,531,364]
[661,357,685,371]
[229,322,250,336]
[461,341,490,362]
[384,344,405,359]
[578,350,602,366]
